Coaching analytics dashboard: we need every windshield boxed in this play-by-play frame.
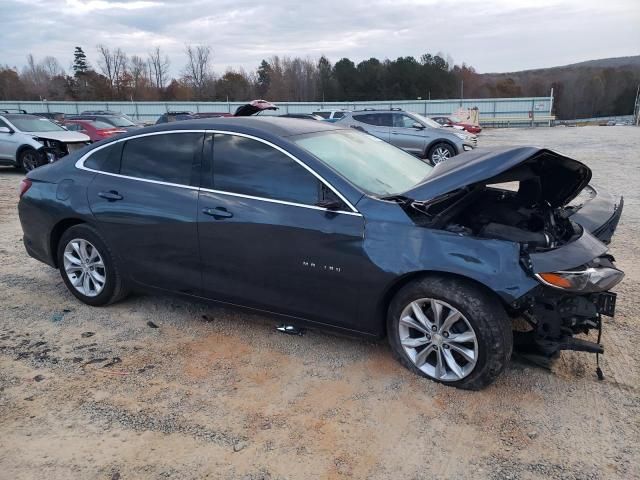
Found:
[88,121,117,129]
[410,113,442,129]
[7,115,65,132]
[292,129,433,196]
[105,116,136,127]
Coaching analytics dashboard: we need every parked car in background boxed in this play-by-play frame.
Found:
[234,99,278,116]
[0,113,90,171]
[335,109,477,165]
[17,117,624,390]
[431,115,482,134]
[156,111,197,124]
[279,113,323,121]
[156,100,277,124]
[80,110,144,126]
[64,119,126,142]
[156,111,235,124]
[68,112,141,131]
[33,112,67,126]
[311,109,349,122]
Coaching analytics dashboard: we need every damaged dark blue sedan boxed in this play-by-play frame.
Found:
[18,118,624,389]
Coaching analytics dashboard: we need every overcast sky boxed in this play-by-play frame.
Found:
[3,0,639,77]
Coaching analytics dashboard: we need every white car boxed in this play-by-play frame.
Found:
[0,112,90,171]
[311,109,350,122]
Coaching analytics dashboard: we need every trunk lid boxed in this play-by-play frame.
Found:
[403,147,591,208]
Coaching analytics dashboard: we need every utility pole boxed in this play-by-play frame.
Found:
[460,80,464,106]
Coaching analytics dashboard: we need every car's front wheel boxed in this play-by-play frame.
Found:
[19,148,46,172]
[57,224,128,306]
[387,275,512,390]
[427,142,455,165]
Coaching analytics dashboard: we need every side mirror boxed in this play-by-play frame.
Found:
[0,126,12,134]
[412,122,425,130]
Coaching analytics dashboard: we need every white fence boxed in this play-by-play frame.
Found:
[0,97,554,126]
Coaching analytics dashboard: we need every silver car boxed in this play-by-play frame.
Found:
[335,109,477,164]
[0,113,90,171]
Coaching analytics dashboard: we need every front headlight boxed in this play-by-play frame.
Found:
[453,132,468,140]
[536,267,624,293]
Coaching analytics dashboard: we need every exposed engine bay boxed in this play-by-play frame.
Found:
[395,153,593,252]
[34,137,88,163]
[407,184,581,251]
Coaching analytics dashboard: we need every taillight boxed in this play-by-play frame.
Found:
[19,178,32,198]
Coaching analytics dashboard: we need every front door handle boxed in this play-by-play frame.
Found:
[202,207,233,219]
[98,190,123,201]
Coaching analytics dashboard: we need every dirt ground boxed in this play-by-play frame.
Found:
[1,126,639,480]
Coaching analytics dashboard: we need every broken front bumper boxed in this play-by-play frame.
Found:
[515,227,624,358]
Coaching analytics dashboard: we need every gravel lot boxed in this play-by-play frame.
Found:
[1,126,639,480]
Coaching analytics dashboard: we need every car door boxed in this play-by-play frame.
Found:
[390,113,428,155]
[198,133,366,330]
[86,131,204,295]
[349,113,390,142]
[0,118,20,162]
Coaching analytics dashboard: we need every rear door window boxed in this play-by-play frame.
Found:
[312,112,331,119]
[119,133,203,186]
[212,134,322,206]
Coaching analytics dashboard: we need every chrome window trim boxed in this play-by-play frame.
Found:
[75,129,362,217]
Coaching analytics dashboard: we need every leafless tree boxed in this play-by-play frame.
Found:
[22,54,49,99]
[183,44,213,99]
[129,55,149,99]
[41,56,65,77]
[148,47,170,90]
[97,44,128,95]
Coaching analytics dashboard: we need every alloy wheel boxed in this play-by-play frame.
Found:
[431,147,451,164]
[63,238,106,297]
[398,298,478,381]
[21,151,40,171]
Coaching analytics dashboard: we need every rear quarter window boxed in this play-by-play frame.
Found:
[84,142,123,173]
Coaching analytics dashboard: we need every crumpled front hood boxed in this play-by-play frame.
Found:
[403,146,592,208]
[26,130,90,143]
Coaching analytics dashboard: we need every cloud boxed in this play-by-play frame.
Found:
[2,0,639,78]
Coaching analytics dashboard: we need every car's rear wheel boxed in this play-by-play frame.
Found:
[57,224,128,306]
[427,142,455,165]
[387,275,512,390]
[19,148,45,172]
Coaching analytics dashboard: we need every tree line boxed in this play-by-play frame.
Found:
[0,45,638,119]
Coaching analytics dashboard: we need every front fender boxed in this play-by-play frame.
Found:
[363,221,538,304]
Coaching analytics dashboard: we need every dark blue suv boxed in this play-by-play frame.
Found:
[17,117,624,389]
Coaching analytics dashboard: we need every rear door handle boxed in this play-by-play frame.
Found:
[202,207,233,219]
[98,190,123,201]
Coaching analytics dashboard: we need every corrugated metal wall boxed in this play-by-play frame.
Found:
[0,97,553,125]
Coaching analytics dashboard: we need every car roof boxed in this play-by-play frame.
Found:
[3,113,42,120]
[128,116,344,138]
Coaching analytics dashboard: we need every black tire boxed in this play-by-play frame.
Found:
[57,224,128,306]
[19,148,46,172]
[387,275,512,390]
[426,142,455,166]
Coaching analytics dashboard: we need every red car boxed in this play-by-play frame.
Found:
[431,116,482,134]
[63,120,126,142]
